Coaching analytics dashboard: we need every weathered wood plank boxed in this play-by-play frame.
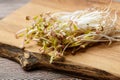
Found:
[0,42,120,80]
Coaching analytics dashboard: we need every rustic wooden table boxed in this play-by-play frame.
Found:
[0,0,120,79]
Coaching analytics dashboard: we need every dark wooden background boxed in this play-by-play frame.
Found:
[0,0,120,79]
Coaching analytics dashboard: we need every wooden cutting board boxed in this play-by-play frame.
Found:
[1,0,120,79]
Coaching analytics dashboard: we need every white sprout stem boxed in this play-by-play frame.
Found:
[27,28,37,35]
[112,36,120,39]
[61,43,71,55]
[16,28,27,38]
[40,37,51,43]
[81,39,120,42]
[16,28,26,35]
[32,38,39,41]
[21,36,26,48]
[104,0,112,13]
[111,11,117,27]
[99,34,113,45]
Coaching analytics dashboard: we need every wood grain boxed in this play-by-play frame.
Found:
[1,0,120,79]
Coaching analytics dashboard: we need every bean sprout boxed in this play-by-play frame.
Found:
[16,8,120,63]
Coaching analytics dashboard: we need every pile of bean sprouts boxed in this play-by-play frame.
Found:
[16,8,120,63]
